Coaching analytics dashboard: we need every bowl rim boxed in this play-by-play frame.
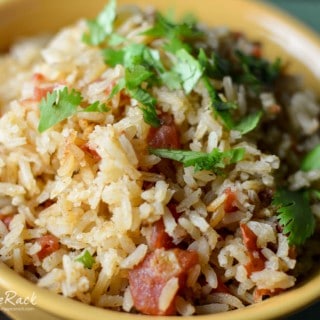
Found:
[0,0,320,319]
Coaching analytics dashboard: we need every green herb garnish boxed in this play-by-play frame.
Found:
[75,250,95,269]
[149,147,245,173]
[203,76,262,134]
[301,144,320,171]
[81,0,282,132]
[235,50,282,93]
[38,87,109,132]
[174,49,204,94]
[273,189,316,246]
[82,0,117,45]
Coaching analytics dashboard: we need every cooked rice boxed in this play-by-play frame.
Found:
[0,1,319,316]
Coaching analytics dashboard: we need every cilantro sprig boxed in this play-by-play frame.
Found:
[235,50,282,93]
[80,0,285,133]
[273,144,320,246]
[82,0,117,45]
[149,147,245,173]
[75,250,95,269]
[38,87,109,132]
[273,189,315,246]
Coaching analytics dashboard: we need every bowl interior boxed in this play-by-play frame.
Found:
[0,0,320,319]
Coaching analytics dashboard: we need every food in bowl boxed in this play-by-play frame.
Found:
[0,0,319,316]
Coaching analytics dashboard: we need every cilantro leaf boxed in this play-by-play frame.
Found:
[174,49,204,94]
[83,101,109,112]
[149,147,245,173]
[143,12,202,40]
[75,250,95,269]
[203,76,262,134]
[198,49,230,79]
[235,50,282,92]
[272,189,316,246]
[102,48,125,66]
[108,78,126,99]
[38,88,82,133]
[125,65,153,89]
[160,71,182,90]
[38,87,109,132]
[83,0,117,46]
[301,144,320,172]
[233,111,263,134]
[129,87,160,127]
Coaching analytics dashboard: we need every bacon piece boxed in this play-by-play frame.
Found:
[147,113,180,149]
[36,235,60,260]
[213,276,230,294]
[149,219,174,250]
[33,73,46,82]
[0,215,13,230]
[251,43,262,58]
[80,143,101,162]
[34,86,55,101]
[223,187,238,213]
[240,224,266,276]
[129,248,198,315]
[254,288,283,302]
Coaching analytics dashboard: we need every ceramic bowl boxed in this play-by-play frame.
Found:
[0,0,319,319]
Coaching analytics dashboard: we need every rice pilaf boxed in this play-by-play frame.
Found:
[0,0,319,316]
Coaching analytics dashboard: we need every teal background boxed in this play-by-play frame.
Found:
[265,1,320,319]
[0,1,319,320]
[267,0,320,34]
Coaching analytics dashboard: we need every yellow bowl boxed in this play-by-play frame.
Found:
[0,0,319,319]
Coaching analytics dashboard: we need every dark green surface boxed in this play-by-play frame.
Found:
[265,2,320,318]
[0,1,319,320]
[267,0,320,34]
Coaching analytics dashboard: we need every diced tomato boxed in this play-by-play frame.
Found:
[167,203,181,221]
[254,288,283,302]
[34,86,55,101]
[36,234,60,260]
[33,73,46,82]
[213,276,230,294]
[149,219,174,250]
[0,215,13,230]
[80,143,101,162]
[147,113,180,149]
[105,80,116,96]
[241,223,257,251]
[129,248,198,315]
[251,43,262,58]
[288,246,297,259]
[223,187,238,213]
[240,224,266,276]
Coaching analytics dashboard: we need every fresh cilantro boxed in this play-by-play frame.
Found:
[174,49,204,94]
[75,250,95,269]
[235,50,282,92]
[102,48,125,67]
[106,63,160,127]
[273,189,316,246]
[198,49,230,80]
[82,0,117,46]
[160,71,182,90]
[38,88,82,133]
[83,101,109,112]
[233,111,263,134]
[301,144,320,171]
[143,12,202,41]
[38,87,109,132]
[125,65,153,89]
[203,76,262,134]
[149,147,245,173]
[129,87,160,127]
[102,43,164,74]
